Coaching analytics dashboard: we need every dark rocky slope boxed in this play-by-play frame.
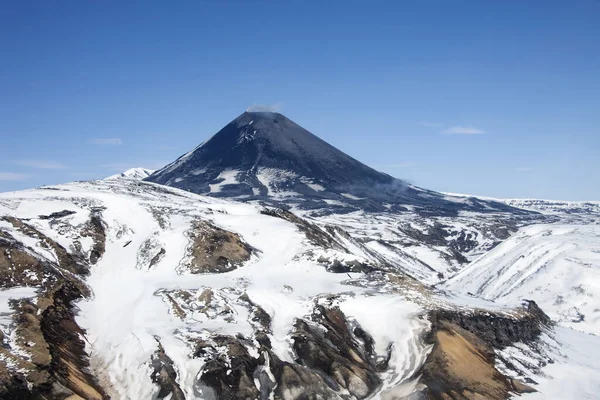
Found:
[146,111,531,216]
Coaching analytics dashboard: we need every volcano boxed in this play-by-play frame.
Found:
[146,111,525,215]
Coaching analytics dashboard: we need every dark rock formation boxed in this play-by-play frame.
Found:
[150,339,186,400]
[198,335,260,400]
[428,300,552,349]
[195,303,391,400]
[38,210,77,220]
[82,211,106,264]
[291,305,383,398]
[0,238,51,288]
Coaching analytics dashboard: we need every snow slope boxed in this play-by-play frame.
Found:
[0,179,431,399]
[1,178,599,399]
[311,208,532,285]
[498,326,600,400]
[445,223,600,334]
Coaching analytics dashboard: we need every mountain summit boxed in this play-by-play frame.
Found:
[146,111,523,215]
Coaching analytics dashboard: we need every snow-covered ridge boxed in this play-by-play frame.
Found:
[1,177,599,398]
[105,167,155,180]
[445,223,600,335]
[444,192,600,216]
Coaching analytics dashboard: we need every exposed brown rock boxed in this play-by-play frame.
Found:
[1,217,88,277]
[162,292,187,320]
[185,221,252,273]
[0,282,107,399]
[428,301,551,349]
[0,358,33,400]
[13,300,51,367]
[0,222,106,399]
[38,282,108,400]
[420,305,546,400]
[421,322,514,400]
[0,237,49,288]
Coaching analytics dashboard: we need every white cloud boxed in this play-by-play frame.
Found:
[0,172,29,181]
[419,122,443,128]
[88,138,123,145]
[246,103,282,113]
[16,159,67,169]
[443,126,486,135]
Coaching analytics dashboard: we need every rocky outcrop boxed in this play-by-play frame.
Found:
[317,257,377,274]
[82,211,106,264]
[0,237,50,288]
[38,210,77,220]
[420,321,534,400]
[1,216,89,277]
[195,301,390,400]
[198,335,261,399]
[0,221,106,399]
[183,221,253,274]
[150,339,186,400]
[419,302,549,399]
[261,208,343,251]
[1,281,107,399]
[291,305,384,398]
[428,301,552,349]
[262,208,383,274]
[38,281,108,400]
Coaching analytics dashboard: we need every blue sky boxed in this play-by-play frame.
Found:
[1,1,599,200]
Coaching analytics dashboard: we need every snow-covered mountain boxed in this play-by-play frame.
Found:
[146,112,528,216]
[106,167,155,180]
[0,177,598,399]
[1,112,598,399]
